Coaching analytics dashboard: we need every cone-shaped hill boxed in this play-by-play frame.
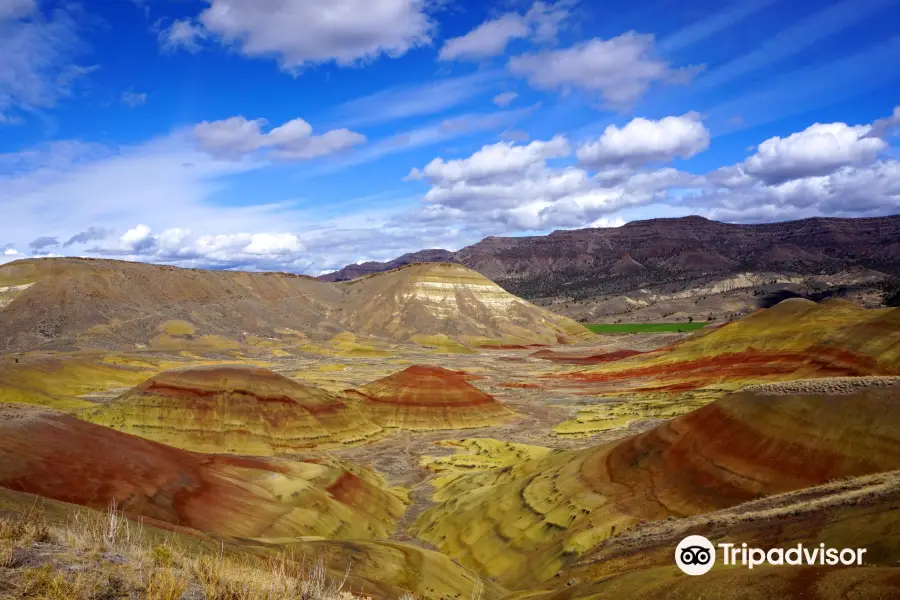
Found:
[413,377,900,588]
[0,404,405,540]
[84,365,383,454]
[336,263,592,346]
[353,365,516,431]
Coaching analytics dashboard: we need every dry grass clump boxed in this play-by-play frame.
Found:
[0,502,394,600]
[193,551,362,600]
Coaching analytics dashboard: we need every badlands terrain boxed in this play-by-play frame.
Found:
[1,255,900,599]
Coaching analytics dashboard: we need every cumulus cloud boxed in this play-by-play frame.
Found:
[577,113,710,168]
[120,90,147,107]
[0,2,93,122]
[192,116,366,161]
[690,109,900,222]
[493,91,519,107]
[170,0,436,70]
[507,32,698,108]
[407,135,570,186]
[438,1,575,62]
[405,135,700,231]
[741,121,888,184]
[697,160,900,223]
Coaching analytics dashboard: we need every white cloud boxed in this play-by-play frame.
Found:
[405,135,700,231]
[0,3,92,122]
[192,116,366,161]
[438,1,575,62]
[577,113,710,168]
[121,90,147,107]
[697,160,900,223]
[186,0,436,70]
[408,135,570,185]
[158,18,207,53]
[525,0,576,44]
[493,91,519,107]
[742,121,887,184]
[507,32,697,108]
[439,14,530,61]
[690,109,900,222]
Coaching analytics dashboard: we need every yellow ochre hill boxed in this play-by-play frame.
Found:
[335,262,593,347]
[83,365,383,454]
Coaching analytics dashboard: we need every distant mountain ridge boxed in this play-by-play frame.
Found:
[318,249,457,282]
[319,215,900,302]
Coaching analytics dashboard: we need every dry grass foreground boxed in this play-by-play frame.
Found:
[0,486,501,600]
[412,377,900,589]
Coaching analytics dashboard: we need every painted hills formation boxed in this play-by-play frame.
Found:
[321,215,900,322]
[0,258,590,353]
[0,403,405,540]
[413,377,900,589]
[83,365,383,454]
[352,365,516,430]
[557,298,900,395]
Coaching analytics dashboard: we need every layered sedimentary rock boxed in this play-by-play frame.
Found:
[337,263,593,346]
[84,365,383,454]
[413,377,900,588]
[0,404,405,540]
[558,299,900,392]
[354,365,516,431]
[514,469,900,600]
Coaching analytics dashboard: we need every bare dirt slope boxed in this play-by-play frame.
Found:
[337,262,592,346]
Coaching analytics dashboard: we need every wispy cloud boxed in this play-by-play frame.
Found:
[695,0,896,92]
[0,3,92,122]
[657,0,783,54]
[332,70,502,128]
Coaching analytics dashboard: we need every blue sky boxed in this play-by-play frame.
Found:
[1,0,899,274]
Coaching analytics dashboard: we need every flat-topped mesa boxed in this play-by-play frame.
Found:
[83,365,382,454]
[336,262,593,346]
[354,365,516,431]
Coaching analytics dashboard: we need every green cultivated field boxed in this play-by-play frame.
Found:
[586,322,709,334]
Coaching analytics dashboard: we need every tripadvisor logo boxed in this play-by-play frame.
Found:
[675,535,868,576]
